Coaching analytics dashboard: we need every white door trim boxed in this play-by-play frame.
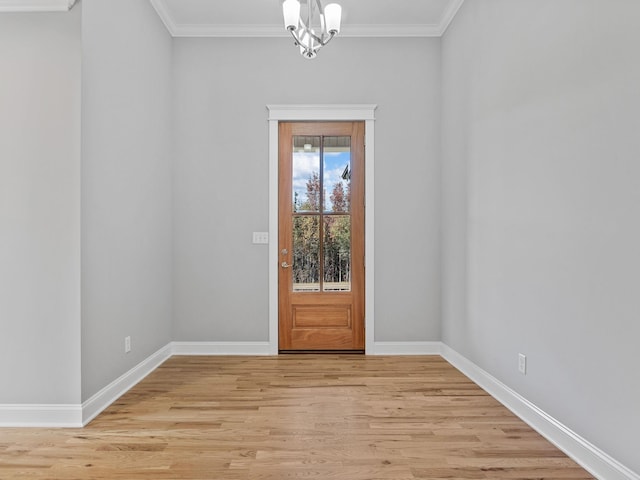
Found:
[267,105,377,354]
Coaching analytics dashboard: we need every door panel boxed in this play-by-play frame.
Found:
[279,122,365,351]
[292,305,351,328]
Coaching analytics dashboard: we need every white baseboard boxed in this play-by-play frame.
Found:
[371,341,442,355]
[172,341,445,356]
[81,343,172,426]
[440,344,640,480]
[0,403,82,427]
[171,341,271,356]
[170,341,442,356]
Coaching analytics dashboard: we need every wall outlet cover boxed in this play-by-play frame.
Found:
[518,353,526,375]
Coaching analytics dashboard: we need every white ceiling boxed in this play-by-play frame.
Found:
[0,0,464,37]
[149,0,465,37]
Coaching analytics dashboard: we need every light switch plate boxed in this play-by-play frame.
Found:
[252,232,269,244]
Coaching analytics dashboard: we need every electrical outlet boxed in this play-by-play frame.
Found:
[252,232,269,244]
[518,353,527,375]
[125,336,131,353]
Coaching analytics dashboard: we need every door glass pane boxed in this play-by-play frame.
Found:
[323,216,351,292]
[292,136,321,213]
[292,215,320,292]
[323,136,351,213]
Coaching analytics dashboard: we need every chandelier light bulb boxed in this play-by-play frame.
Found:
[282,0,301,30]
[324,3,342,34]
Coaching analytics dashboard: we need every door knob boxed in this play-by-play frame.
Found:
[281,262,292,268]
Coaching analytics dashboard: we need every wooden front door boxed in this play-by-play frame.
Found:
[278,122,365,352]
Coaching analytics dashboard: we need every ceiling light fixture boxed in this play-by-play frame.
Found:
[282,0,342,59]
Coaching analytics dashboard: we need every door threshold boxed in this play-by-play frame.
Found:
[279,350,365,354]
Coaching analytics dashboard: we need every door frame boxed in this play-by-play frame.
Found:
[267,105,377,355]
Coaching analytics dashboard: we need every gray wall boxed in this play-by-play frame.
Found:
[3,5,635,475]
[172,37,442,343]
[441,0,640,473]
[0,9,82,404]
[80,0,173,401]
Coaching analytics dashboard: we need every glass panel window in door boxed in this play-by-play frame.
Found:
[292,215,320,292]
[323,136,351,213]
[322,136,352,292]
[291,134,353,294]
[292,136,321,213]
[323,216,351,291]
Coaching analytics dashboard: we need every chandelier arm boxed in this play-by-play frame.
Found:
[296,16,324,46]
[308,30,324,45]
[318,30,336,46]
[314,0,334,45]
[287,27,302,46]
[318,1,327,36]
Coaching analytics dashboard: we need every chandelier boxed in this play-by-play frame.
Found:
[282,0,342,59]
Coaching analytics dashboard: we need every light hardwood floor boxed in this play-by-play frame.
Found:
[0,355,593,479]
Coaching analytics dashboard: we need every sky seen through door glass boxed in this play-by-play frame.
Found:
[292,151,350,212]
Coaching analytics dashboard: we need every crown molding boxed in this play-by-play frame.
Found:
[149,0,177,35]
[0,0,76,12]
[150,0,465,38]
[437,0,465,35]
[172,24,286,38]
[169,23,450,38]
[341,24,446,38]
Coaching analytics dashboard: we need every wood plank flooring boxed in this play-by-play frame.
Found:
[0,355,593,479]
